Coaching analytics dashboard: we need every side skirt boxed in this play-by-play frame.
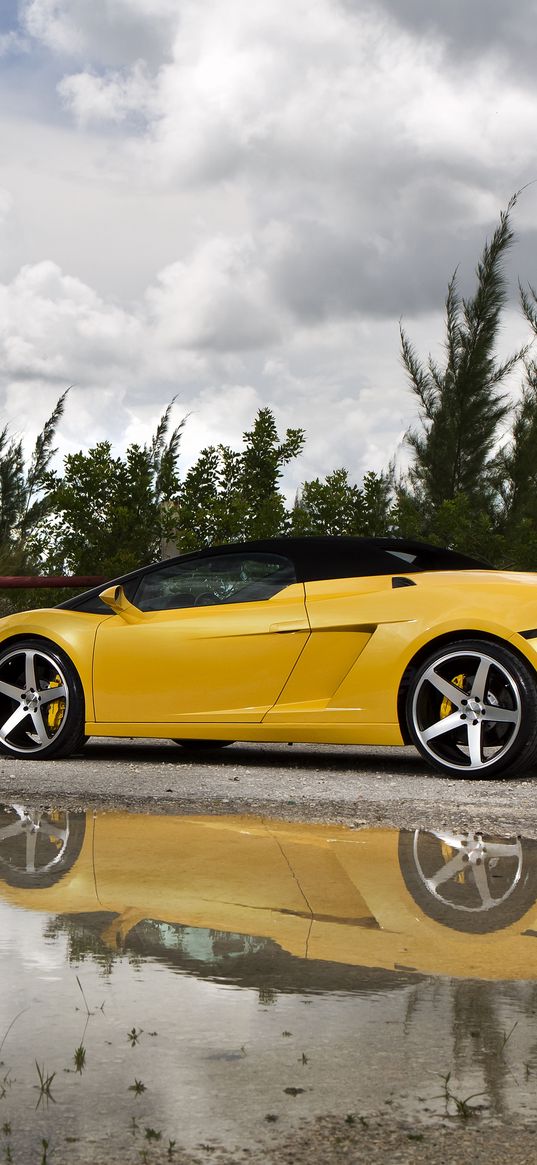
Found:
[84,721,405,746]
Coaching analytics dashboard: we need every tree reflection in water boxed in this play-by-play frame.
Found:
[43,910,421,997]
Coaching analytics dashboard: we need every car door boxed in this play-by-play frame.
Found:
[265,553,419,730]
[92,550,309,724]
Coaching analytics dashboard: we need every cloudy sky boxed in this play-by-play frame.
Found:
[2,0,537,493]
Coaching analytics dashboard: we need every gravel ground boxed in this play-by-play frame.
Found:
[0,736,536,836]
[99,1116,537,1165]
[253,1117,537,1165]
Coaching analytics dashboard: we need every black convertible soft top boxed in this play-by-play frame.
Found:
[58,536,491,614]
[217,536,490,582]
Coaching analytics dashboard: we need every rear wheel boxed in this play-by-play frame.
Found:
[0,639,85,759]
[406,639,537,778]
[398,829,537,932]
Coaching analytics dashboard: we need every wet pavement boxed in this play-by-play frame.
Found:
[2,807,537,1161]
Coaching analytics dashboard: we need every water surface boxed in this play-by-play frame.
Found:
[1,806,537,1161]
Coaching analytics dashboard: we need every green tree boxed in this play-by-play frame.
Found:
[400,196,526,531]
[491,363,537,568]
[0,390,68,572]
[44,406,184,575]
[239,408,304,537]
[359,471,395,535]
[293,468,394,536]
[292,469,363,534]
[0,428,25,559]
[176,408,304,550]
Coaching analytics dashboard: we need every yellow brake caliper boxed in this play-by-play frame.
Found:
[440,673,465,719]
[440,837,466,884]
[47,677,66,733]
[48,809,65,850]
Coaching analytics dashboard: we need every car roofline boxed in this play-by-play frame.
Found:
[56,535,492,611]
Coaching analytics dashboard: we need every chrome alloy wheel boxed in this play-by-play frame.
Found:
[397,826,537,931]
[411,829,523,916]
[0,802,86,885]
[0,805,71,876]
[410,647,522,773]
[0,646,70,755]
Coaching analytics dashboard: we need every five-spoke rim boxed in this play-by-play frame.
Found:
[412,829,523,914]
[0,647,69,754]
[412,649,521,771]
[0,805,72,874]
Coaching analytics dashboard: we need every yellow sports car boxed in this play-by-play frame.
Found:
[1,535,537,778]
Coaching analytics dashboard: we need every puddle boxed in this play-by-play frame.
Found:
[1,808,537,1160]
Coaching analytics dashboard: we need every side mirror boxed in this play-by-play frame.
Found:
[99,585,144,623]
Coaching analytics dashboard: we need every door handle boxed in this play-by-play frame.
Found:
[270,621,309,633]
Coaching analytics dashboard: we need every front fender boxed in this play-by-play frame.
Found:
[0,609,109,722]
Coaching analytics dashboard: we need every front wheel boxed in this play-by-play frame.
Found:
[0,639,85,760]
[406,639,537,778]
[0,805,86,887]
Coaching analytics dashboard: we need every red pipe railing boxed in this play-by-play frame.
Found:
[0,576,106,589]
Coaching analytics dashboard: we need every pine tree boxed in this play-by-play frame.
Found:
[492,362,537,568]
[0,389,69,571]
[400,196,526,523]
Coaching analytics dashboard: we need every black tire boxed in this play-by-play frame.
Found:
[0,638,86,760]
[398,829,537,933]
[0,805,86,888]
[172,739,234,750]
[406,638,537,778]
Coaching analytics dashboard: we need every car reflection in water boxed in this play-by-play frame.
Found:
[1,805,537,985]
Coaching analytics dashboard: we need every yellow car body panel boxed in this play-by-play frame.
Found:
[0,568,536,746]
[266,570,537,736]
[2,811,537,982]
[92,584,309,723]
[0,608,105,722]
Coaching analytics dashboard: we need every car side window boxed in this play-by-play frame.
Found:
[133,553,297,612]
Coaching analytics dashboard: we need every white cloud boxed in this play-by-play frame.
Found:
[3,0,537,495]
[49,0,537,198]
[47,0,537,327]
[57,59,154,125]
[106,0,421,183]
[22,0,178,66]
[168,383,264,468]
[0,30,29,56]
[145,235,282,351]
[0,188,13,223]
[0,260,531,501]
[0,261,143,381]
[22,0,85,56]
[0,253,414,484]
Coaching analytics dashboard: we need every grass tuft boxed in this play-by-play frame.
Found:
[34,1063,56,1107]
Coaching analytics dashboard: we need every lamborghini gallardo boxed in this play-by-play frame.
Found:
[1,535,537,778]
